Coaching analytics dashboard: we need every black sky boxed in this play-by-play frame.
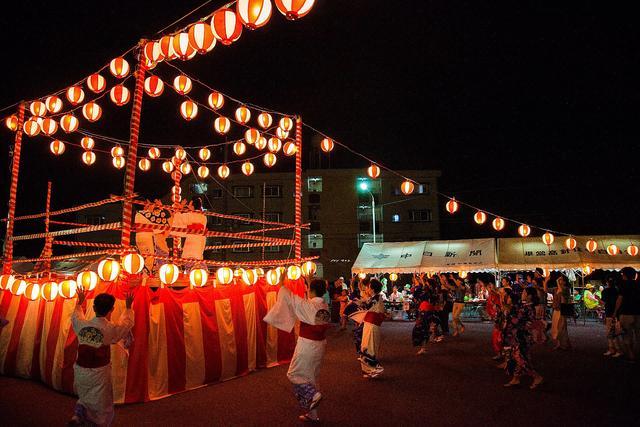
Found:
[1,1,638,249]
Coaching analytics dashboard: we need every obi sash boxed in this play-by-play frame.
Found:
[77,344,111,368]
[419,301,437,312]
[364,311,385,326]
[299,322,329,341]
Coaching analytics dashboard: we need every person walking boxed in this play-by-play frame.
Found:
[451,276,467,336]
[601,276,623,357]
[546,274,572,351]
[614,267,640,362]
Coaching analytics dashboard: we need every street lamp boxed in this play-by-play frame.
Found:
[358,181,376,243]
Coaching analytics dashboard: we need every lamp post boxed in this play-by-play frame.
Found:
[359,182,376,243]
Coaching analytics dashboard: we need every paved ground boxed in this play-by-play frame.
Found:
[1,320,638,426]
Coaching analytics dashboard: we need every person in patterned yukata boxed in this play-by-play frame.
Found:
[357,279,386,378]
[68,289,135,426]
[502,287,544,389]
[412,276,443,355]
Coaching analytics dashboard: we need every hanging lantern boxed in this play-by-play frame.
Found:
[565,237,577,250]
[211,8,243,45]
[138,158,151,171]
[173,75,193,95]
[198,165,210,178]
[198,148,211,161]
[190,268,209,287]
[172,32,197,60]
[60,114,79,133]
[627,244,639,256]
[400,180,414,195]
[445,198,459,214]
[255,136,268,150]
[257,112,273,129]
[122,253,145,275]
[80,137,95,150]
[275,0,315,20]
[263,153,277,167]
[40,281,59,301]
[30,101,47,117]
[23,119,41,136]
[111,145,124,157]
[320,137,334,153]
[179,162,192,175]
[241,161,255,176]
[148,147,161,159]
[216,267,234,285]
[188,22,216,54]
[172,185,182,196]
[159,263,180,285]
[82,151,96,165]
[22,283,40,301]
[40,118,58,136]
[144,40,164,63]
[276,127,289,139]
[110,85,131,106]
[542,232,555,245]
[245,128,260,145]
[144,76,164,97]
[287,265,302,280]
[5,115,18,131]
[86,73,106,93]
[59,279,78,299]
[82,102,102,122]
[242,269,258,286]
[162,161,175,173]
[265,269,281,285]
[586,239,598,253]
[66,86,85,105]
[233,141,247,156]
[518,224,531,237]
[76,271,99,291]
[214,116,231,134]
[358,273,367,280]
[474,211,487,224]
[283,140,297,156]
[278,117,293,132]
[49,140,66,156]
[109,57,130,78]
[367,164,381,179]
[607,244,619,256]
[180,100,198,121]
[6,278,26,295]
[98,258,121,281]
[389,272,398,282]
[45,96,63,113]
[207,91,225,110]
[0,274,14,291]
[237,0,272,29]
[583,265,593,275]
[159,35,177,60]
[268,137,282,152]
[218,164,230,178]
[301,261,317,277]
[492,217,505,231]
[235,106,251,124]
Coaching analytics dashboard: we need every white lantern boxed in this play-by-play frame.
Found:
[159,263,180,285]
[76,271,99,291]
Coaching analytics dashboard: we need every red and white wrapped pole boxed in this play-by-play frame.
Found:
[294,116,302,260]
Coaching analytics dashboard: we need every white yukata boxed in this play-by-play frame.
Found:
[71,305,134,426]
[171,211,207,261]
[359,294,386,376]
[264,287,330,410]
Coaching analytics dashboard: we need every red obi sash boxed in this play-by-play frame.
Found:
[364,311,385,326]
[299,322,329,341]
[77,344,111,368]
[419,301,436,312]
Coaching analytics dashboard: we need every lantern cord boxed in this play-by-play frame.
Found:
[153,0,222,36]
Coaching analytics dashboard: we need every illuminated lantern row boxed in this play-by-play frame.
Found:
[518,224,531,238]
[367,164,380,179]
[5,115,18,131]
[607,244,619,256]
[160,35,177,61]
[265,268,281,285]
[474,211,487,224]
[82,151,96,165]
[112,156,125,169]
[237,0,272,29]
[180,162,192,175]
[144,40,164,63]
[320,137,334,153]
[190,268,209,287]
[211,8,243,45]
[242,161,255,176]
[148,147,161,159]
[50,140,66,156]
[159,263,180,285]
[80,137,95,150]
[301,261,317,276]
[263,152,277,167]
[82,102,102,122]
[180,100,198,120]
[245,128,260,145]
[111,145,124,157]
[59,279,78,298]
[60,114,79,133]
[242,269,258,286]
[276,127,289,139]
[268,137,282,153]
[565,237,577,250]
[41,281,59,301]
[233,141,247,156]
[199,147,211,161]
[208,91,225,110]
[283,140,296,155]
[175,33,198,60]
[175,147,187,160]
[279,116,293,131]
[275,0,316,20]
[66,86,85,105]
[77,271,99,291]
[235,106,251,124]
[87,73,106,93]
[586,239,598,253]
[255,136,268,150]
[627,244,639,256]
[98,258,120,281]
[218,164,230,178]
[30,101,47,117]
[163,161,175,173]
[258,112,272,128]
[492,217,505,231]
[400,180,414,195]
[144,76,164,97]
[542,232,554,245]
[583,265,593,275]
[139,158,151,171]
[287,265,302,280]
[188,22,216,54]
[7,278,26,295]
[110,85,131,106]
[122,253,145,274]
[198,165,210,178]
[0,274,14,290]
[214,116,231,134]
[445,198,459,214]
[40,118,58,136]
[389,272,398,282]
[23,119,40,136]
[109,57,130,78]
[216,267,234,284]
[46,96,63,113]
[23,283,41,300]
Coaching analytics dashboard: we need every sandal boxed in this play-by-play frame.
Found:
[298,414,320,423]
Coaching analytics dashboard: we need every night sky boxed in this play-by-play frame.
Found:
[0,1,638,254]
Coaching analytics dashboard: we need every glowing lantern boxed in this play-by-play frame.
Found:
[188,22,216,54]
[66,86,85,105]
[320,137,334,153]
[237,0,272,29]
[278,117,293,131]
[198,166,210,178]
[211,8,243,45]
[275,0,315,20]
[214,116,231,134]
[257,112,273,129]
[98,258,121,281]
[45,96,63,113]
[190,268,209,287]
[172,73,192,94]
[583,265,593,275]
[586,239,598,253]
[389,273,398,282]
[241,161,255,176]
[0,274,14,290]
[627,244,639,256]
[172,185,182,196]
[23,283,40,301]
[138,158,151,171]
[199,147,211,161]
[268,137,282,152]
[233,141,247,156]
[244,128,260,145]
[110,85,130,106]
[144,40,164,63]
[76,271,99,291]
[518,224,531,237]
[159,35,177,60]
[120,253,144,275]
[148,147,161,159]
[255,136,268,150]
[301,261,317,277]
[445,198,459,214]
[283,140,297,156]
[607,244,619,256]
[111,145,124,157]
[358,273,367,280]
[30,101,47,117]
[5,115,18,131]
[180,162,192,175]
[59,279,78,299]
[60,114,79,133]
[216,267,234,285]
[162,161,175,173]
[287,265,302,280]
[172,32,197,60]
[23,119,40,136]
[87,73,106,93]
[276,127,289,139]
[6,278,25,295]
[492,217,505,231]
[542,232,554,245]
[565,237,577,250]
[109,57,130,78]
[180,100,198,121]
[218,164,230,178]
[263,153,277,167]
[242,269,258,286]
[81,137,95,150]
[474,211,487,224]
[235,106,251,124]
[207,91,224,110]
[400,180,414,195]
[159,263,180,285]
[367,164,381,179]
[40,281,59,301]
[265,269,281,285]
[40,118,58,136]
[82,102,102,122]
[82,151,96,165]
[144,76,164,97]
[50,140,66,156]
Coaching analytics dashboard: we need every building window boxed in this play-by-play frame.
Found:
[264,212,281,222]
[232,242,250,253]
[392,214,400,222]
[83,215,105,225]
[308,193,320,204]
[307,177,322,193]
[191,183,208,195]
[410,209,432,222]
[233,213,253,225]
[310,221,321,232]
[418,183,430,194]
[308,205,320,221]
[308,234,323,249]
[210,216,223,226]
[359,221,370,232]
[265,245,280,252]
[211,188,223,198]
[233,186,253,198]
[263,185,282,198]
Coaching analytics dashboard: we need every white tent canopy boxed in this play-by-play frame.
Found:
[351,241,426,274]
